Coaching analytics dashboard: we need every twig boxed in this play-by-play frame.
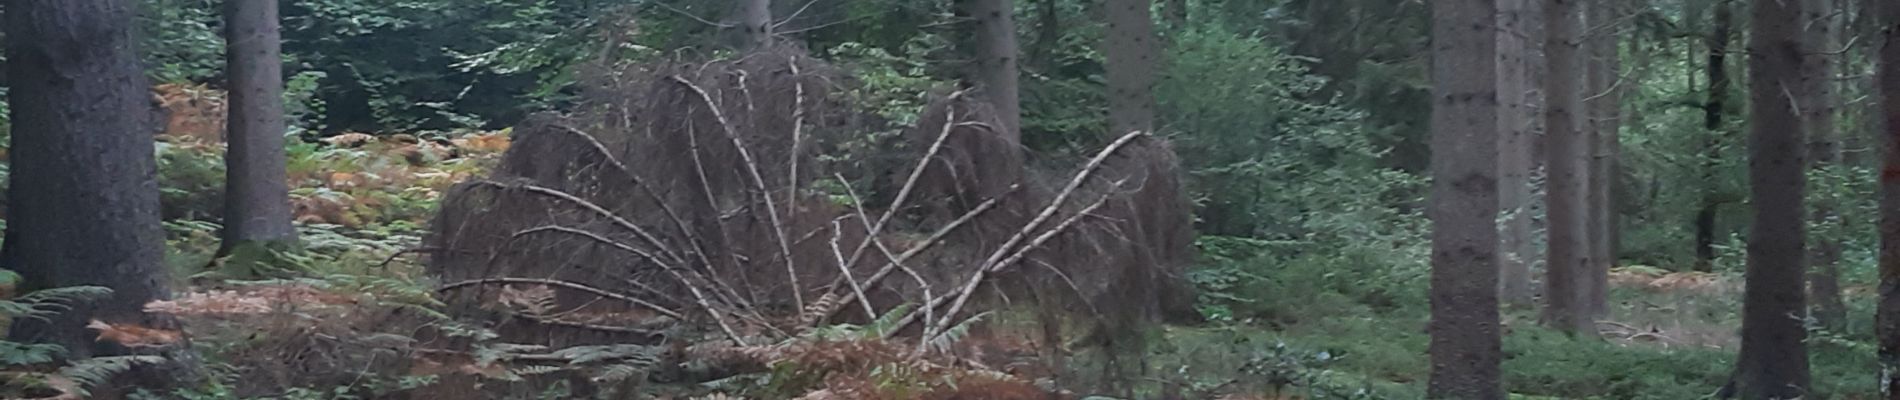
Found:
[438,277,684,320]
[833,173,930,325]
[375,247,440,269]
[838,91,968,277]
[829,220,878,320]
[649,1,733,28]
[929,185,1117,340]
[772,0,823,29]
[471,180,682,264]
[672,75,806,310]
[787,57,807,219]
[906,130,1148,337]
[499,224,746,345]
[814,184,1018,326]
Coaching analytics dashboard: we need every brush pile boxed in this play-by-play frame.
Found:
[425,46,1197,383]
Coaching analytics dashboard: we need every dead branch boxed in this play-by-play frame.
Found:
[813,184,1019,327]
[829,220,877,319]
[931,182,1119,338]
[787,56,808,219]
[837,90,968,277]
[672,74,805,310]
[437,277,684,320]
[833,172,931,328]
[471,180,683,264]
[499,224,746,345]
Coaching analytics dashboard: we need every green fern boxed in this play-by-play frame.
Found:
[592,362,649,383]
[58,355,165,397]
[927,311,990,353]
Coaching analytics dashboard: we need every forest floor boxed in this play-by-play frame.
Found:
[119,85,1879,400]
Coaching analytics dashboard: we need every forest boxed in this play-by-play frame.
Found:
[0,0,1897,399]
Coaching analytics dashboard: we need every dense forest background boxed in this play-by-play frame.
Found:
[0,0,1896,399]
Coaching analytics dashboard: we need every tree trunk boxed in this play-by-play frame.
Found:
[1033,0,1061,72]
[1731,0,1812,397]
[1499,0,1539,309]
[738,0,772,50]
[1542,0,1593,335]
[1105,0,1158,137]
[220,0,298,253]
[1426,0,1506,397]
[1874,0,1900,393]
[2,0,179,366]
[1803,0,1848,332]
[1695,0,1734,272]
[963,0,1023,143]
[1583,0,1620,317]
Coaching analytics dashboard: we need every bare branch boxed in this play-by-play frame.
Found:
[814,184,1019,326]
[672,75,807,310]
[838,91,969,277]
[470,180,683,264]
[438,277,684,320]
[829,220,878,320]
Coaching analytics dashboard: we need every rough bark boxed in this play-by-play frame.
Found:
[1696,0,1735,272]
[1804,0,1847,332]
[220,0,298,252]
[1875,0,1900,393]
[1426,0,1505,397]
[1542,0,1594,335]
[2,0,179,366]
[1583,0,1620,317]
[962,0,1023,143]
[1499,0,1539,308]
[1730,0,1812,397]
[738,0,773,50]
[1105,0,1158,137]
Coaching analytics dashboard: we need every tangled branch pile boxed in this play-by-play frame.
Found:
[426,46,1196,369]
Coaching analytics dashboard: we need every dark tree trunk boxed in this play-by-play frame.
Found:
[1543,0,1594,335]
[1874,0,1900,393]
[220,0,298,252]
[1731,0,1812,397]
[962,0,1023,143]
[1696,0,1734,272]
[1803,0,1847,332]
[2,0,179,368]
[1426,0,1506,397]
[1583,0,1620,317]
[1499,0,1539,308]
[737,0,773,50]
[1033,0,1061,72]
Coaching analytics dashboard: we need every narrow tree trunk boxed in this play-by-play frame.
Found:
[1499,0,1539,308]
[1695,0,1734,272]
[1033,0,1061,72]
[1874,0,1900,393]
[1543,0,1594,335]
[220,0,298,253]
[1427,0,1505,397]
[738,0,773,50]
[1583,0,1620,317]
[1731,0,1812,397]
[963,0,1023,143]
[1164,0,1187,28]
[2,0,179,368]
[1804,0,1848,332]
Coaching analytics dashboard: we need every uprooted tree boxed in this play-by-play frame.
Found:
[424,46,1196,384]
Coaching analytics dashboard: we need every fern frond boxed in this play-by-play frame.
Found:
[928,311,991,353]
[550,344,661,365]
[592,362,649,383]
[512,365,566,376]
[58,355,164,396]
